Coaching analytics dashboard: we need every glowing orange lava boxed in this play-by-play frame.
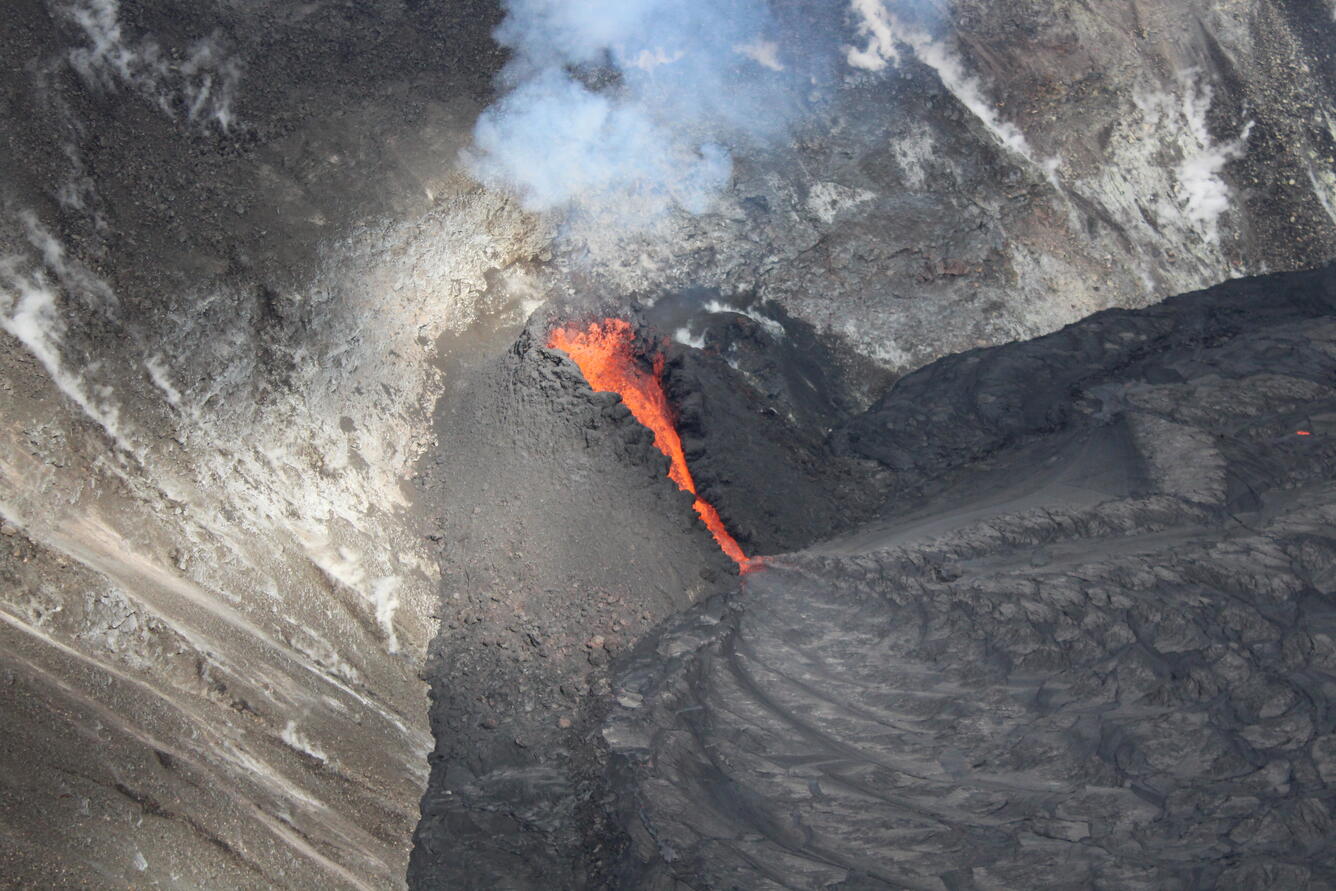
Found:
[549,318,750,568]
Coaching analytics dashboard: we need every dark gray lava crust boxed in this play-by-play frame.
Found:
[604,265,1336,889]
[414,264,1336,888]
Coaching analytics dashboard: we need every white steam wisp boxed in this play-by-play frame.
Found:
[466,0,822,227]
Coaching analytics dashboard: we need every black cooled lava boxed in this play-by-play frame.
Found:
[412,266,1336,889]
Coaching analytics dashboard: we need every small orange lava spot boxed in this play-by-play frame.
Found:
[1297,431,1313,436]
[549,319,749,567]
[739,555,768,575]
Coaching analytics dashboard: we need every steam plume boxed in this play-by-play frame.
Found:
[467,0,828,226]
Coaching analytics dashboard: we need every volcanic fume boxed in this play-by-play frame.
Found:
[548,319,749,567]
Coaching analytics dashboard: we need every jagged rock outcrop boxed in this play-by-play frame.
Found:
[603,263,1336,889]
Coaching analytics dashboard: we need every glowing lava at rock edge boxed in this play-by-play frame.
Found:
[548,318,750,568]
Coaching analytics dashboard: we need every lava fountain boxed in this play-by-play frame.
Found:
[548,319,750,568]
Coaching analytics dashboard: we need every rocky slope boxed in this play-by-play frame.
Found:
[548,1,1336,375]
[0,1,541,887]
[603,263,1336,889]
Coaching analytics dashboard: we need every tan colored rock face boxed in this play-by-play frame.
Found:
[0,3,545,884]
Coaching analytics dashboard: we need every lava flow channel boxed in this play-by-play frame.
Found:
[549,318,749,568]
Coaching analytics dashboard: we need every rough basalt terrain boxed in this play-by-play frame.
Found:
[601,264,1336,889]
[410,324,735,888]
[410,265,1336,888]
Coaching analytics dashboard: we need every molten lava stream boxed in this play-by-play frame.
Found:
[548,318,753,570]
